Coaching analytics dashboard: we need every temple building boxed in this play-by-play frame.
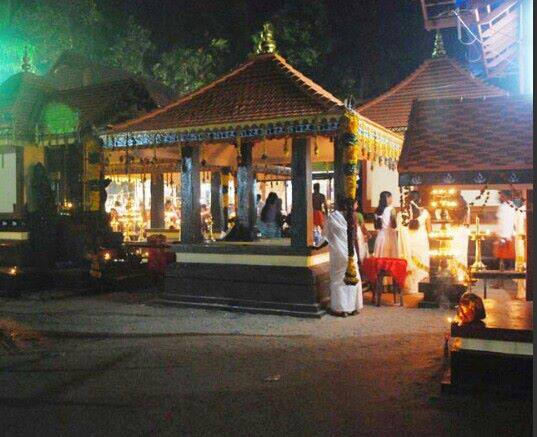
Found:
[0,50,176,269]
[104,36,403,316]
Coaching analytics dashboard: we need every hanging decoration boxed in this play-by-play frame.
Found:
[339,110,360,286]
[283,136,290,157]
[221,170,231,211]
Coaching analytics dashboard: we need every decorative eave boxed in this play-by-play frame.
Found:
[399,169,533,187]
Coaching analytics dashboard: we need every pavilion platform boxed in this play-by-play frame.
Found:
[161,239,330,317]
[443,291,533,397]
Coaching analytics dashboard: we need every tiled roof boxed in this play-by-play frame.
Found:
[46,50,177,107]
[357,56,508,131]
[111,53,345,133]
[399,95,533,175]
[48,79,162,128]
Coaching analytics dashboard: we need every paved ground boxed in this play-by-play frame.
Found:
[0,286,531,436]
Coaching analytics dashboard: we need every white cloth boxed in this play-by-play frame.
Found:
[400,208,430,294]
[323,210,363,313]
[373,206,398,258]
[496,202,516,239]
[356,224,369,263]
[256,200,265,218]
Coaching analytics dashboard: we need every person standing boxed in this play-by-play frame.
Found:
[373,191,398,258]
[312,196,363,317]
[400,191,431,293]
[256,194,265,219]
[494,190,516,271]
[259,192,282,238]
[355,201,370,264]
[312,183,328,229]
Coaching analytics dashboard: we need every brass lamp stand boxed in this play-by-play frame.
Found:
[470,216,488,272]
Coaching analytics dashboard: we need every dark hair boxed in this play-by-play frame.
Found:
[313,183,320,192]
[374,191,391,229]
[452,193,469,224]
[335,195,347,211]
[260,192,278,222]
[408,190,421,230]
[256,194,261,201]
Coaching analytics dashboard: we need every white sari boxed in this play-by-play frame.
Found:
[323,210,363,313]
[401,208,430,294]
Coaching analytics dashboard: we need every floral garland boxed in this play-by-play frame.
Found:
[340,111,360,285]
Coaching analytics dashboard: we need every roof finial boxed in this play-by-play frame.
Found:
[21,46,31,72]
[254,22,277,55]
[432,30,446,59]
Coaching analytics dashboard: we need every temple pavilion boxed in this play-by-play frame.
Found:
[104,35,403,316]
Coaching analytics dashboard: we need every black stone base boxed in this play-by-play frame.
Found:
[163,262,330,317]
[442,349,532,398]
[418,280,467,308]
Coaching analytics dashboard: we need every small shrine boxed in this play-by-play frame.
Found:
[104,28,403,316]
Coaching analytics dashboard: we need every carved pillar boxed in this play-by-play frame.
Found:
[291,137,313,248]
[150,172,164,229]
[236,142,256,234]
[180,145,202,244]
[210,171,223,233]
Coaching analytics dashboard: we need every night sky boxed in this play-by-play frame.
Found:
[101,0,473,99]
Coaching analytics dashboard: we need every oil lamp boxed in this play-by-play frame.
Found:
[470,216,488,272]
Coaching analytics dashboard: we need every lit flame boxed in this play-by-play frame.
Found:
[8,266,17,275]
[103,252,111,261]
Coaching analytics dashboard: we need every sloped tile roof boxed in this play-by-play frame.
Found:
[46,50,177,107]
[48,79,162,128]
[357,56,508,131]
[111,53,345,133]
[399,95,533,175]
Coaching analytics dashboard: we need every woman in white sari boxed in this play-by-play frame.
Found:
[313,197,363,317]
[373,191,398,258]
[399,191,431,294]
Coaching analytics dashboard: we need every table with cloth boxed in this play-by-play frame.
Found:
[362,257,408,306]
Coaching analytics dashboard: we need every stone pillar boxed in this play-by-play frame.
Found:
[210,171,223,233]
[150,172,164,229]
[180,145,202,244]
[236,142,256,234]
[526,189,533,301]
[222,167,231,231]
[291,137,313,248]
[333,136,345,202]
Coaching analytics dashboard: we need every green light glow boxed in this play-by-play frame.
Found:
[0,29,35,83]
[41,102,79,135]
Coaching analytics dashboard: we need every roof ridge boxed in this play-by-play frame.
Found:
[356,58,433,112]
[271,53,344,110]
[356,56,507,115]
[111,56,259,131]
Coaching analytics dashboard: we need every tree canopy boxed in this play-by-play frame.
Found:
[0,0,434,100]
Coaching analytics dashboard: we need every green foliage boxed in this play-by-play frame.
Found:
[152,39,229,94]
[106,16,155,77]
[270,0,333,72]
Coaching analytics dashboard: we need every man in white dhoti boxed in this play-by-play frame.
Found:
[312,197,363,317]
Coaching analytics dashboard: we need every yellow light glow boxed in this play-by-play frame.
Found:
[8,266,17,275]
[104,252,111,261]
[447,317,453,324]
[448,189,455,194]
[431,201,438,207]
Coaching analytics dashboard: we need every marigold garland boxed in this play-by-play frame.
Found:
[340,111,360,286]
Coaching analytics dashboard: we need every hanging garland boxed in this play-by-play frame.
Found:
[221,171,231,210]
[339,110,360,286]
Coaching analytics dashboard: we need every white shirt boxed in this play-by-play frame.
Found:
[496,202,516,239]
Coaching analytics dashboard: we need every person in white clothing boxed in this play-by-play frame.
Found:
[399,191,431,294]
[373,191,398,258]
[312,196,363,317]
